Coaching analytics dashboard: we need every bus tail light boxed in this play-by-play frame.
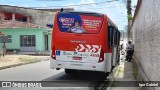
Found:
[51,46,56,60]
[98,49,104,63]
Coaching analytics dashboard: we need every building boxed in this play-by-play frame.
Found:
[0,5,73,52]
[132,0,160,90]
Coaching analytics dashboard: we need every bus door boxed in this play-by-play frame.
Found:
[116,30,121,63]
[108,26,114,70]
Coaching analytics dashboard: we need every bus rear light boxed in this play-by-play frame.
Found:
[51,47,56,60]
[98,50,104,63]
[51,55,56,59]
[99,58,104,62]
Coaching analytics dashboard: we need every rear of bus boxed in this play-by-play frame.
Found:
[50,11,109,74]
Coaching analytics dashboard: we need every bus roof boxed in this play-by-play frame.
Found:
[108,17,118,29]
[57,11,118,29]
[58,11,104,17]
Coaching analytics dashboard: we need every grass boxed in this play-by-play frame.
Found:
[132,60,145,90]
[18,56,39,63]
[117,67,123,74]
[132,60,140,81]
[110,66,124,87]
[110,82,116,87]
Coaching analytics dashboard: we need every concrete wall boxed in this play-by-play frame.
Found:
[0,5,55,28]
[132,0,160,87]
[0,28,45,51]
[0,12,4,20]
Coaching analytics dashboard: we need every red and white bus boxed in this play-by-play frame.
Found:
[50,11,120,78]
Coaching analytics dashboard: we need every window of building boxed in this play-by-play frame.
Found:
[4,13,12,20]
[15,14,27,22]
[0,35,12,43]
[20,35,36,47]
[16,17,27,22]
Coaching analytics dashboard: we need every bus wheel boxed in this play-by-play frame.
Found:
[65,69,77,74]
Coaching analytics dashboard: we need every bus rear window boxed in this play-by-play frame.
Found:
[57,13,103,34]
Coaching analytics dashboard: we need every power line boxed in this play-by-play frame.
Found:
[113,1,127,15]
[30,0,118,8]
[74,5,126,10]
[112,17,127,19]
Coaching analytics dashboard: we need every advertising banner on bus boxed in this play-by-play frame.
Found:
[58,13,103,34]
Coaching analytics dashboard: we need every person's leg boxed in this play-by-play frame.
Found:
[120,54,123,60]
[128,51,132,62]
[3,49,4,57]
[126,52,129,61]
[128,55,131,62]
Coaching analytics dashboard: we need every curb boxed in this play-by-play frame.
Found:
[132,56,149,81]
[106,63,120,90]
[0,58,50,70]
[132,56,154,90]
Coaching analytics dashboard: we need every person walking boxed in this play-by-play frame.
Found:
[2,42,7,57]
[126,41,134,62]
[120,43,125,59]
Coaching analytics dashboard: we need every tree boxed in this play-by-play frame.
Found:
[128,14,133,21]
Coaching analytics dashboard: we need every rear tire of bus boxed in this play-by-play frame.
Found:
[65,69,77,74]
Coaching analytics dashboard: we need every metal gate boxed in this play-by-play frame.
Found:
[20,35,36,52]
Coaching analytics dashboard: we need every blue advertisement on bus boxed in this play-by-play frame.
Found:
[57,13,103,34]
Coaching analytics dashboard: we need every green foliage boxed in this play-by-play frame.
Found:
[132,61,140,81]
[128,14,133,21]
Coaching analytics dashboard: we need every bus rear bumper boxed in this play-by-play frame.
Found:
[50,59,107,72]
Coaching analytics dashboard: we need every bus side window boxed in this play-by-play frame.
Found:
[114,29,118,46]
[116,29,120,46]
[117,31,120,46]
[108,26,114,48]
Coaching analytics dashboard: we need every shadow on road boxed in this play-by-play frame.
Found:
[43,70,106,81]
[42,70,110,90]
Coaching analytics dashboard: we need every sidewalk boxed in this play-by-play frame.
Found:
[107,38,140,90]
[107,59,140,90]
[0,55,50,69]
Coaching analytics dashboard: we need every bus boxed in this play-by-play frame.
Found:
[50,11,120,78]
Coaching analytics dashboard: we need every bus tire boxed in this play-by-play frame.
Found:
[65,69,77,74]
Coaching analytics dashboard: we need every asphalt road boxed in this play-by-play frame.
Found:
[0,60,110,90]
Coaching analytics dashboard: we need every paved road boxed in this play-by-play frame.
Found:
[0,60,63,81]
[0,60,110,90]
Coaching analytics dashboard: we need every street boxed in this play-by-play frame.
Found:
[1,0,160,90]
[0,60,63,81]
[0,60,110,90]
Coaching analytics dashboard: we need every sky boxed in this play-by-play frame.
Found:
[0,0,138,31]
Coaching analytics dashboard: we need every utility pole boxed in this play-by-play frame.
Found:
[127,0,132,41]
[127,0,132,15]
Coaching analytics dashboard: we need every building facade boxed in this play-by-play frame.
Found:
[0,28,51,52]
[0,5,73,52]
[132,0,160,90]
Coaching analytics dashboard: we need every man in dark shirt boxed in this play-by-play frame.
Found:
[126,41,134,62]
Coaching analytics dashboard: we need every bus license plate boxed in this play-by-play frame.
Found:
[71,63,83,66]
[72,57,82,60]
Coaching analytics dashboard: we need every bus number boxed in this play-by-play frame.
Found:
[90,54,99,57]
